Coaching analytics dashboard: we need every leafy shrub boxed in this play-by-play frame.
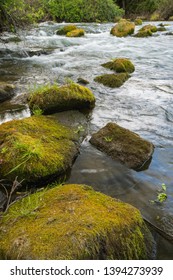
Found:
[45,0,124,22]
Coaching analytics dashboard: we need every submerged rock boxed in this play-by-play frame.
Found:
[56,25,77,35]
[0,184,154,260]
[90,123,154,171]
[94,73,129,88]
[66,29,85,37]
[77,77,89,85]
[28,83,95,115]
[0,82,15,103]
[102,58,135,74]
[0,115,85,185]
[110,19,135,37]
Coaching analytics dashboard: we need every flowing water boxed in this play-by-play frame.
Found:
[0,21,173,259]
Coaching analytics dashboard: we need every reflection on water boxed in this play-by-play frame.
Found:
[0,21,173,259]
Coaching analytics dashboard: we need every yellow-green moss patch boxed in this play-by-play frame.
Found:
[134,24,158,38]
[0,115,81,185]
[90,122,154,171]
[56,25,77,35]
[134,18,143,25]
[94,73,129,88]
[110,19,135,37]
[0,184,154,260]
[28,83,95,115]
[66,29,85,37]
[102,58,135,73]
[134,29,153,38]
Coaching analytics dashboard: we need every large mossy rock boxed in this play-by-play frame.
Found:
[94,73,129,88]
[135,24,158,37]
[28,83,95,115]
[110,19,135,37]
[66,29,85,37]
[0,115,84,185]
[102,58,135,74]
[0,82,15,103]
[56,25,77,35]
[90,123,154,171]
[0,184,154,260]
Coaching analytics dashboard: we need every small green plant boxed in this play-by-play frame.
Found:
[104,136,113,142]
[32,105,43,116]
[75,125,85,134]
[157,192,167,203]
[149,183,168,204]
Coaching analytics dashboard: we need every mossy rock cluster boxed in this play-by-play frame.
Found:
[0,82,15,103]
[90,122,154,171]
[0,115,83,185]
[110,19,135,37]
[94,73,129,88]
[135,24,158,38]
[28,83,95,115]
[0,184,154,260]
[56,25,85,37]
[102,58,135,74]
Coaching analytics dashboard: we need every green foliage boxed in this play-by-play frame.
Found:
[0,0,47,31]
[43,0,124,22]
[117,0,173,19]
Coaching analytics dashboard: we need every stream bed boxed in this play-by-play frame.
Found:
[0,21,173,259]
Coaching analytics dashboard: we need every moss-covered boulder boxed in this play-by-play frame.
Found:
[0,184,154,260]
[0,82,15,103]
[28,83,95,115]
[56,25,77,35]
[102,58,135,74]
[134,29,153,38]
[110,19,135,37]
[140,24,158,33]
[90,123,154,171]
[134,18,143,25]
[94,73,129,88]
[135,24,158,37]
[66,29,85,37]
[0,115,84,185]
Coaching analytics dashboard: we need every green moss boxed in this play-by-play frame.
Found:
[0,116,80,184]
[135,24,159,37]
[102,58,135,73]
[110,19,135,37]
[134,18,143,25]
[90,122,154,171]
[66,29,85,37]
[94,73,129,88]
[150,12,161,21]
[139,24,158,33]
[56,25,77,35]
[28,83,95,115]
[0,184,154,260]
[134,29,153,37]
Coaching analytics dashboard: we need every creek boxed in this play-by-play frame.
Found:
[0,21,173,259]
